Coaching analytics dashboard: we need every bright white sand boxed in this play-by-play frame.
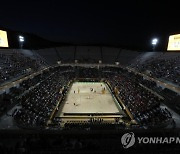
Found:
[58,82,122,116]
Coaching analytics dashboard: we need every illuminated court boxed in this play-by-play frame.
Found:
[55,82,126,123]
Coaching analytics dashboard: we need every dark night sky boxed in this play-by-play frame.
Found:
[0,0,179,50]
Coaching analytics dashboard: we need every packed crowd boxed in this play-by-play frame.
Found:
[0,65,172,129]
[0,68,51,116]
[102,67,172,127]
[78,67,99,78]
[134,55,180,85]
[14,66,74,127]
[0,51,45,85]
[108,75,171,126]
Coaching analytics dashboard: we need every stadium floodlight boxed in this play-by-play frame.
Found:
[152,38,158,45]
[151,38,158,51]
[18,35,24,49]
[19,35,24,42]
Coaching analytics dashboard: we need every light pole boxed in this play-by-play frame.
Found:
[19,35,24,49]
[151,38,158,51]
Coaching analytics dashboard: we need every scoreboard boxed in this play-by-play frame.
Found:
[167,34,180,51]
[0,30,9,47]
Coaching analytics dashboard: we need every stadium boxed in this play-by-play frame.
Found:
[0,1,180,153]
[0,46,179,131]
[0,31,180,153]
